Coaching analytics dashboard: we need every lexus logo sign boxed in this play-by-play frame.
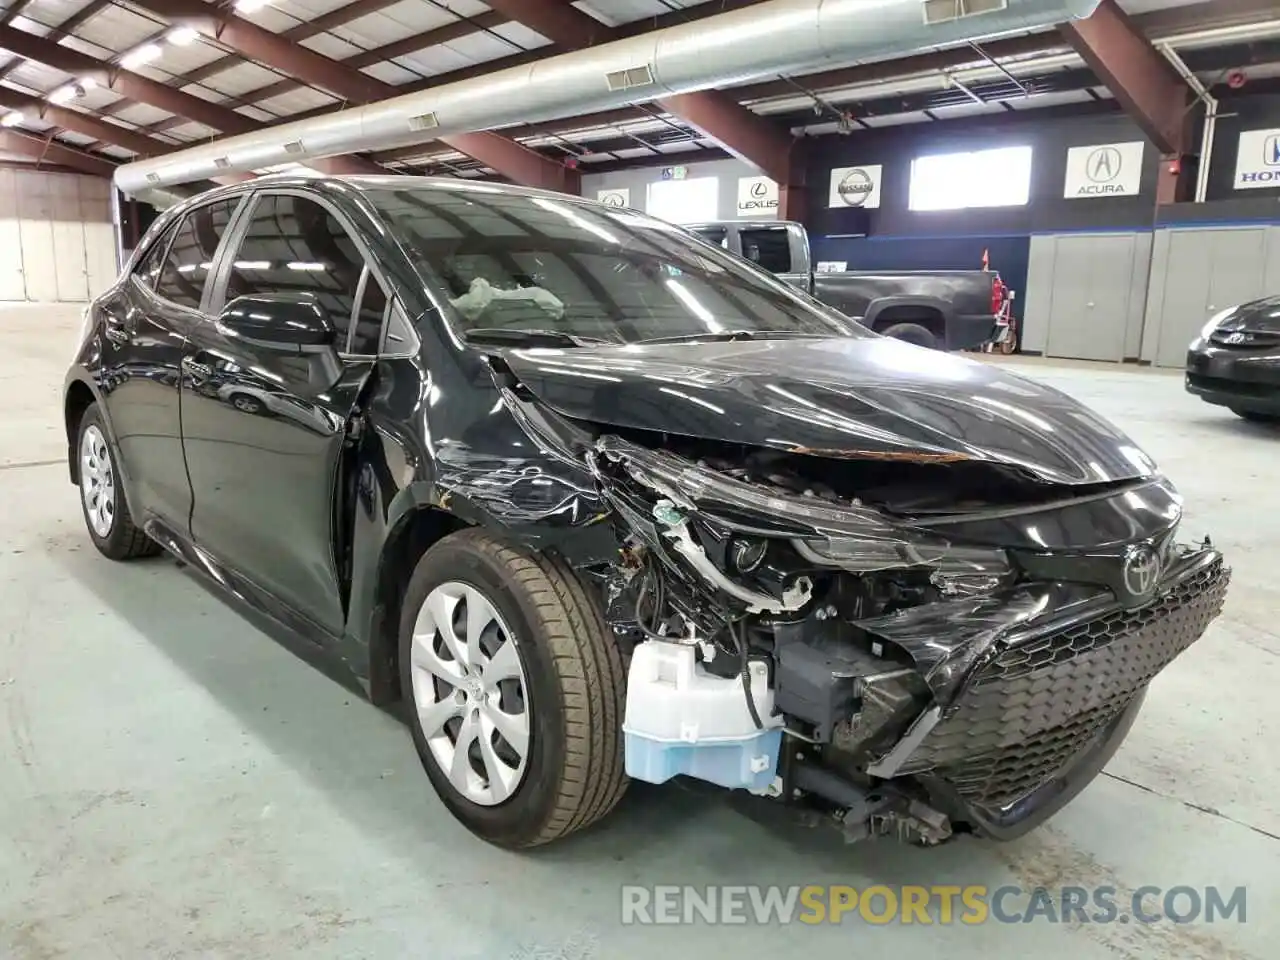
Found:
[827,165,882,209]
[1064,141,1144,198]
[736,176,779,217]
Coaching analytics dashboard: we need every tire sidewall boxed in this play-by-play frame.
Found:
[398,533,569,845]
[77,405,125,555]
[881,322,939,350]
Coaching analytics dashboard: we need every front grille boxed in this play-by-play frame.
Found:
[1187,373,1275,398]
[900,559,1230,813]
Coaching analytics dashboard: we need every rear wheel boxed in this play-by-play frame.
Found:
[76,404,160,561]
[399,528,627,847]
[879,321,940,350]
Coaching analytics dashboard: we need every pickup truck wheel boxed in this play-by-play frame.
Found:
[879,322,939,350]
[399,529,627,848]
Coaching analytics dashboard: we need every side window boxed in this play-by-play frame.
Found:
[740,228,792,274]
[691,226,727,248]
[133,222,178,289]
[154,198,240,309]
[350,268,388,355]
[223,194,372,353]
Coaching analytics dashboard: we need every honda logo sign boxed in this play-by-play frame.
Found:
[1233,128,1280,189]
[1063,141,1144,198]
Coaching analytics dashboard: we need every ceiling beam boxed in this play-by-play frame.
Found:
[176,0,404,88]
[481,0,803,210]
[0,88,175,157]
[0,23,258,135]
[1060,0,1193,156]
[127,0,389,103]
[0,129,115,177]
[127,0,575,189]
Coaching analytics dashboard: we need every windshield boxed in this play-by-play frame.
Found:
[362,184,863,346]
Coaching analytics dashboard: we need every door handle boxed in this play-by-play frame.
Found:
[181,356,212,377]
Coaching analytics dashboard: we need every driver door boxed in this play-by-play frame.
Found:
[179,190,389,638]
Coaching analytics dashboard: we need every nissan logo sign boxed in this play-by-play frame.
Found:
[837,168,874,207]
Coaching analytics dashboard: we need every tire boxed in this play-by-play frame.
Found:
[228,393,264,415]
[879,321,939,350]
[998,319,1018,355]
[76,403,160,561]
[399,528,627,848]
[1232,409,1279,424]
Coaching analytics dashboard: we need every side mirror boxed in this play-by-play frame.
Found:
[216,293,336,352]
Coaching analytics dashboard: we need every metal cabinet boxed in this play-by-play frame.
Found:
[1144,226,1280,368]
[1025,232,1151,362]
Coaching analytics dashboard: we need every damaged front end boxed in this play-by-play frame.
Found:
[591,434,1230,846]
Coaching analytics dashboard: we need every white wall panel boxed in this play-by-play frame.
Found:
[0,167,113,303]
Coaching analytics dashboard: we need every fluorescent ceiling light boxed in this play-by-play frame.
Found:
[167,26,199,46]
[79,76,97,90]
[48,85,76,104]
[1,112,24,127]
[235,0,268,12]
[121,43,163,69]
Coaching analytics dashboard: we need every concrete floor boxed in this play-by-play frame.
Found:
[1,304,1276,959]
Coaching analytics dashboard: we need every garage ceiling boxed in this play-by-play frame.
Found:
[0,0,1276,180]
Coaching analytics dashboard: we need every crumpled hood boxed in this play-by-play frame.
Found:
[1216,295,1280,334]
[501,336,1158,486]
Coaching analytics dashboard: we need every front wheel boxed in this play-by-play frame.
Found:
[76,404,160,560]
[399,529,627,847]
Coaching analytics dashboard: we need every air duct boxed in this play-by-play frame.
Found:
[114,0,1102,194]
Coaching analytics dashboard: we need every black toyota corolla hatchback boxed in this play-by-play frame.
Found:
[65,175,1229,849]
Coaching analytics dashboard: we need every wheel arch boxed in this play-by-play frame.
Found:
[64,376,104,485]
[366,501,470,706]
[865,297,952,338]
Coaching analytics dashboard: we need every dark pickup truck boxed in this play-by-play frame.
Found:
[689,220,1010,351]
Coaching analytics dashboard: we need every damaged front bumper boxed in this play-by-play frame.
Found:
[593,434,1230,841]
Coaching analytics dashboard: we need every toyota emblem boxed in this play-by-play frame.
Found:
[1122,544,1162,599]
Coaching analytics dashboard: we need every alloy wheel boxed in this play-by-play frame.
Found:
[409,581,531,806]
[80,425,115,538]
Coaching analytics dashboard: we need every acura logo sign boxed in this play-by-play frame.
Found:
[1122,544,1162,599]
[600,191,625,207]
[1087,146,1122,183]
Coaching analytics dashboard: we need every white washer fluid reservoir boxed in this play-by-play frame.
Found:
[622,639,782,792]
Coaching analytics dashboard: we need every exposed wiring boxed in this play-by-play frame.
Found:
[731,618,764,730]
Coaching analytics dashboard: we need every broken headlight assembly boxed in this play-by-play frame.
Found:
[593,434,1016,615]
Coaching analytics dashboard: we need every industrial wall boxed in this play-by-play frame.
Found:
[582,157,772,222]
[581,90,1280,362]
[0,168,116,304]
